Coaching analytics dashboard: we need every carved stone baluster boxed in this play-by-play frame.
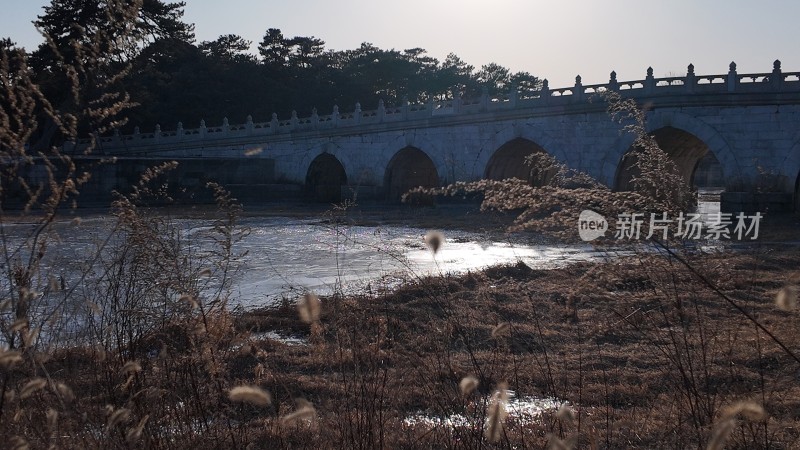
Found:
[270,113,279,134]
[508,84,518,108]
[772,59,783,90]
[452,87,461,113]
[686,64,695,93]
[572,75,583,102]
[727,62,738,93]
[539,79,549,104]
[609,71,619,91]
[645,67,655,94]
[377,99,385,122]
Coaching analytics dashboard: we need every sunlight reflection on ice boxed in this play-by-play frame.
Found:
[229,217,619,307]
[403,391,562,429]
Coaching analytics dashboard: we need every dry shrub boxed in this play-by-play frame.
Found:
[404,91,694,240]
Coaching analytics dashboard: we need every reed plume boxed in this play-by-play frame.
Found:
[55,382,75,402]
[708,401,766,450]
[459,375,479,396]
[491,322,511,338]
[107,407,132,432]
[556,404,575,425]
[707,418,736,450]
[299,292,321,324]
[485,382,509,443]
[121,360,142,374]
[280,398,317,424]
[126,414,150,444]
[722,401,766,422]
[0,349,23,368]
[228,385,272,406]
[424,230,444,254]
[9,436,28,450]
[20,378,47,399]
[775,285,798,311]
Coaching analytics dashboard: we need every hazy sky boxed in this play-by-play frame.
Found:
[1,0,797,87]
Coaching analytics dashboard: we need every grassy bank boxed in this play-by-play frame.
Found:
[234,240,800,448]
[5,227,799,448]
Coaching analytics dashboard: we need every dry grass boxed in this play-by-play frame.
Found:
[219,238,800,448]
[1,200,797,448]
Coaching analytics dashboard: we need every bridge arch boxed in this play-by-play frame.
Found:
[473,124,567,180]
[606,111,737,191]
[305,152,347,203]
[614,126,725,192]
[795,171,800,211]
[384,146,439,201]
[784,138,800,202]
[484,138,555,185]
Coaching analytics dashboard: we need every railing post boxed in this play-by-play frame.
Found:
[134,126,141,141]
[539,79,549,104]
[609,71,619,91]
[480,86,489,111]
[222,117,230,134]
[199,120,206,138]
[771,59,783,91]
[290,111,298,130]
[401,95,409,120]
[176,121,183,139]
[644,67,655,94]
[246,115,253,134]
[354,102,362,124]
[727,61,738,93]
[270,113,279,134]
[572,75,583,102]
[452,87,461,113]
[508,84,518,108]
[311,108,319,128]
[377,99,385,122]
[332,105,339,127]
[154,124,161,142]
[685,63,695,93]
[427,97,435,117]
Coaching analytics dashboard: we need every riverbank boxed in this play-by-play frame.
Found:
[230,240,800,448]
[3,204,799,448]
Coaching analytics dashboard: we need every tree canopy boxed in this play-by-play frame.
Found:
[7,1,541,134]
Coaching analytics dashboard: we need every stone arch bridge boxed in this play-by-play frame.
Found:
[76,61,800,211]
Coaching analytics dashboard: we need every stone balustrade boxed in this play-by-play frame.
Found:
[80,61,800,152]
